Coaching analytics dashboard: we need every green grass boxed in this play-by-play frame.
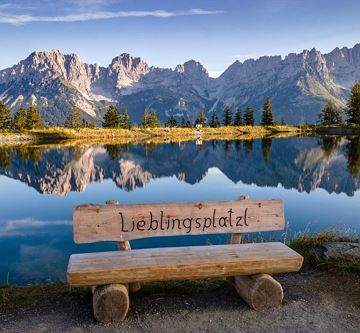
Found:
[287,230,360,272]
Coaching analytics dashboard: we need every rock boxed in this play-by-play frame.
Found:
[317,242,360,261]
[1,44,360,124]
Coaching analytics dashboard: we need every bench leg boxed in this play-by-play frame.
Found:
[92,284,129,323]
[233,274,283,310]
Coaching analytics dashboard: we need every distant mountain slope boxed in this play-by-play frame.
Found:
[0,44,359,124]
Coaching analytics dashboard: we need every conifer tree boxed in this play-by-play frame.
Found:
[243,105,254,126]
[222,105,233,126]
[65,107,82,128]
[122,106,131,129]
[102,105,120,128]
[194,108,207,126]
[13,107,27,130]
[233,106,242,126]
[147,111,161,128]
[26,105,44,129]
[0,101,13,130]
[319,100,343,126]
[209,112,220,127]
[165,114,177,127]
[346,81,360,125]
[261,96,274,126]
[141,107,150,127]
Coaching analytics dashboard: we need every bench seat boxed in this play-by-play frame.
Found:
[67,242,303,287]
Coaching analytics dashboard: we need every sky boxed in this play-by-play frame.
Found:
[0,0,359,77]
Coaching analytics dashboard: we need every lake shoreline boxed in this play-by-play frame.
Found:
[0,125,316,145]
[1,125,360,146]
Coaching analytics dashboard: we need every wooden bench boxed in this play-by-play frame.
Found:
[67,198,303,323]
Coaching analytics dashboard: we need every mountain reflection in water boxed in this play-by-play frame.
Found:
[1,136,360,284]
[0,136,360,196]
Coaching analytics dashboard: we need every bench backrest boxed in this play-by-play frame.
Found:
[73,199,284,244]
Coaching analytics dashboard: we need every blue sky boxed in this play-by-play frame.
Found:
[0,0,359,77]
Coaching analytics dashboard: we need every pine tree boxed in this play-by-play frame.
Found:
[141,107,150,127]
[243,105,254,126]
[233,106,242,126]
[346,81,360,125]
[319,100,343,126]
[261,96,274,126]
[122,106,131,129]
[26,105,44,129]
[102,105,120,128]
[222,105,233,126]
[209,113,220,128]
[0,101,13,130]
[165,114,177,127]
[65,107,82,128]
[194,108,207,126]
[147,111,161,128]
[13,107,27,130]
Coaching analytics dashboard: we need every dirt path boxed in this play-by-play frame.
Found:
[1,271,359,333]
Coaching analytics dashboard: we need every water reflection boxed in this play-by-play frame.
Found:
[346,137,360,176]
[1,136,360,284]
[0,137,360,196]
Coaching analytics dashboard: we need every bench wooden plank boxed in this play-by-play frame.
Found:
[67,242,303,287]
[73,199,284,243]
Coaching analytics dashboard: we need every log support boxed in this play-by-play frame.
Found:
[93,284,129,323]
[228,195,283,310]
[107,200,141,294]
[234,273,283,310]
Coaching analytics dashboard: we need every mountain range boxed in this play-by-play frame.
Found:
[0,44,360,125]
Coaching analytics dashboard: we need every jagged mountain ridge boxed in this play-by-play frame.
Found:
[0,44,359,124]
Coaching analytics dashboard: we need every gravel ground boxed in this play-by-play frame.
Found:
[1,271,359,333]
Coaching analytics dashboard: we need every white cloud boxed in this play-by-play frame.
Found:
[0,8,224,25]
[0,218,71,236]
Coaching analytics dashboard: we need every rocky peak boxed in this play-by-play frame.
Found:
[1,49,94,82]
[324,44,360,88]
[110,53,149,74]
[175,60,209,77]
[108,53,150,88]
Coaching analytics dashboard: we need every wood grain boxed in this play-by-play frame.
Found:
[73,199,284,243]
[92,284,129,323]
[234,274,284,310]
[67,242,303,287]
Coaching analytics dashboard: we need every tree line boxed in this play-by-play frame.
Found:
[101,96,276,129]
[1,80,360,130]
[0,103,45,130]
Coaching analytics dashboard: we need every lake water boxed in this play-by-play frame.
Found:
[0,136,360,284]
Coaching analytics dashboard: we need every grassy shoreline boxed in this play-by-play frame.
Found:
[2,125,360,146]
[0,125,314,145]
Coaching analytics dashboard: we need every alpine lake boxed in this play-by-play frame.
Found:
[0,135,359,284]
